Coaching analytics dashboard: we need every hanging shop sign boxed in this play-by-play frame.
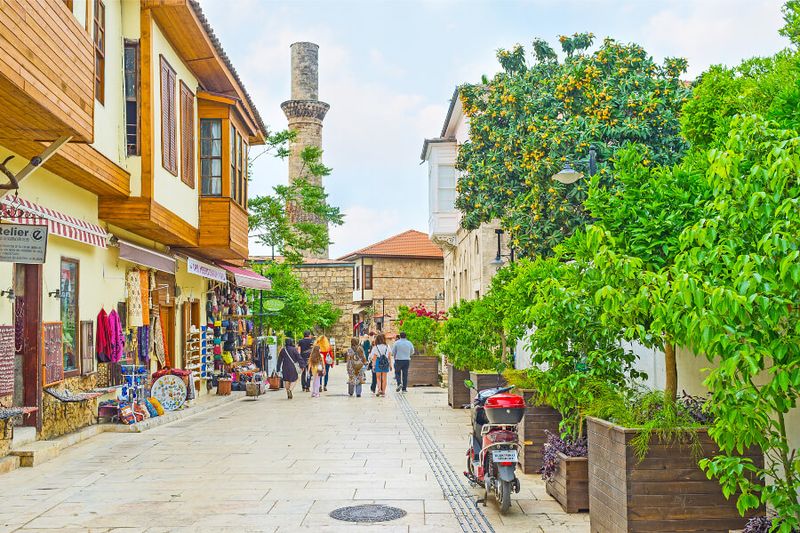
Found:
[263,299,285,312]
[0,223,48,263]
[187,257,227,283]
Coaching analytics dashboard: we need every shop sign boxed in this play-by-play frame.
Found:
[187,257,227,282]
[0,223,48,263]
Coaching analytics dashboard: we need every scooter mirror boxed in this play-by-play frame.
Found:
[463,379,475,389]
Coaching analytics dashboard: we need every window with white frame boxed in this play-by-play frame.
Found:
[437,164,457,212]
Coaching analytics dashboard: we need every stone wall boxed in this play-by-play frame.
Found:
[40,374,99,440]
[292,263,354,352]
[371,257,444,336]
[441,221,509,309]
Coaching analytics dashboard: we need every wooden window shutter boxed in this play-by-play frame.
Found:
[160,56,177,176]
[180,83,195,188]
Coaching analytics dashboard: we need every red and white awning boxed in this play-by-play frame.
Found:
[218,263,272,290]
[0,196,109,248]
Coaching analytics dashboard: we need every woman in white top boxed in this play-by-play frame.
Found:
[369,333,393,397]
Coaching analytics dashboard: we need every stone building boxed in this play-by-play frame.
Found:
[421,89,511,310]
[339,230,445,337]
[251,256,355,350]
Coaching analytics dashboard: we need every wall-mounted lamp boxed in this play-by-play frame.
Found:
[48,289,62,299]
[490,229,515,267]
[0,288,14,301]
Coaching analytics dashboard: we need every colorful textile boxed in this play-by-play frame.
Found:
[107,310,125,363]
[160,311,171,368]
[140,270,150,325]
[95,309,111,362]
[152,308,166,366]
[126,270,143,327]
[147,396,165,416]
[143,398,159,417]
[137,326,150,364]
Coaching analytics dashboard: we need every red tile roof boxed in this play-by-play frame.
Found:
[338,230,443,261]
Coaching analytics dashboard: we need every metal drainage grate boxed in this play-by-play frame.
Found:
[329,504,406,523]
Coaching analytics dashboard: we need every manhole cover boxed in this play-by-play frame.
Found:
[329,504,406,523]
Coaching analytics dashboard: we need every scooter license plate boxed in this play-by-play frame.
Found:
[492,450,518,463]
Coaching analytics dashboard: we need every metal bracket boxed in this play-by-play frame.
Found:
[0,135,72,191]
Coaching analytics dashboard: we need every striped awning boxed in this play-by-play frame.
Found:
[0,196,108,248]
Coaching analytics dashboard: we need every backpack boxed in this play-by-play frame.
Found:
[376,346,389,368]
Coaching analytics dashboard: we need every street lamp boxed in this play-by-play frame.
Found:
[552,147,597,184]
[490,229,515,267]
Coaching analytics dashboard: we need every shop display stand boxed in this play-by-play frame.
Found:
[120,364,147,423]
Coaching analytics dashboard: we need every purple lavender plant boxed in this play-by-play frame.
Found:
[743,516,773,533]
[540,430,588,482]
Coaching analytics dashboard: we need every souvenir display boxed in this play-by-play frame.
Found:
[151,374,188,411]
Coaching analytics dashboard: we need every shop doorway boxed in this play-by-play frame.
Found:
[13,263,42,430]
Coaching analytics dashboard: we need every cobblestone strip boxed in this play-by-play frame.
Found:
[395,393,495,533]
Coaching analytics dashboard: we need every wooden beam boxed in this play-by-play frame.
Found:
[140,7,154,197]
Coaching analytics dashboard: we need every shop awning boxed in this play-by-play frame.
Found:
[117,239,176,273]
[219,264,271,290]
[185,257,227,283]
[0,195,108,248]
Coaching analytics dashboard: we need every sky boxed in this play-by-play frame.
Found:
[197,0,788,259]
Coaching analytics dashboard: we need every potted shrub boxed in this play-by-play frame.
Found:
[585,390,762,532]
[507,243,646,510]
[446,361,470,408]
[397,305,444,387]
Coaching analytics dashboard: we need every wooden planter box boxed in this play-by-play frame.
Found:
[546,452,589,513]
[407,355,439,386]
[518,390,562,474]
[587,417,763,533]
[468,372,507,405]
[447,364,470,408]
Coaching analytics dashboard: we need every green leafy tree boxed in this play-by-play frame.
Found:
[583,147,713,402]
[249,132,344,264]
[250,261,341,336]
[680,52,800,151]
[666,116,800,529]
[439,298,502,372]
[456,34,689,257]
[509,235,644,438]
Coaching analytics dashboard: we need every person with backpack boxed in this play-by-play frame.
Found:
[297,330,314,392]
[369,333,393,397]
[346,337,368,397]
[317,334,334,391]
[363,332,376,393]
[276,337,301,399]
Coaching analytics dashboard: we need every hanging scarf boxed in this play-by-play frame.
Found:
[126,270,143,327]
[161,310,171,368]
[151,308,166,366]
[105,310,125,363]
[140,270,150,325]
[95,308,112,362]
[137,326,150,364]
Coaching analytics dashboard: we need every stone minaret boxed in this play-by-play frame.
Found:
[281,42,330,259]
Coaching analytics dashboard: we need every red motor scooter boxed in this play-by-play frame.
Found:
[463,380,525,513]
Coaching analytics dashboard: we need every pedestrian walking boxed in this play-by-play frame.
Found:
[363,332,377,393]
[370,333,393,397]
[318,334,334,391]
[392,331,415,392]
[309,345,325,398]
[298,330,314,392]
[346,337,367,397]
[276,338,301,399]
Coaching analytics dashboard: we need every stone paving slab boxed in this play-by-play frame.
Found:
[0,366,589,532]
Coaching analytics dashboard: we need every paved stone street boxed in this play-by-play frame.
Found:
[0,367,589,532]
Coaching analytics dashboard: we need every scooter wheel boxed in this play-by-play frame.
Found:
[498,479,512,514]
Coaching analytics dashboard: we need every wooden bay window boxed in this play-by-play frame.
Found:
[124,40,140,155]
[93,0,105,103]
[200,119,222,195]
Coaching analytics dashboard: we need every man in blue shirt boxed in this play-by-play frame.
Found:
[392,332,415,392]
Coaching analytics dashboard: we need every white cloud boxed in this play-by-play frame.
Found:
[329,205,425,259]
[638,0,785,78]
